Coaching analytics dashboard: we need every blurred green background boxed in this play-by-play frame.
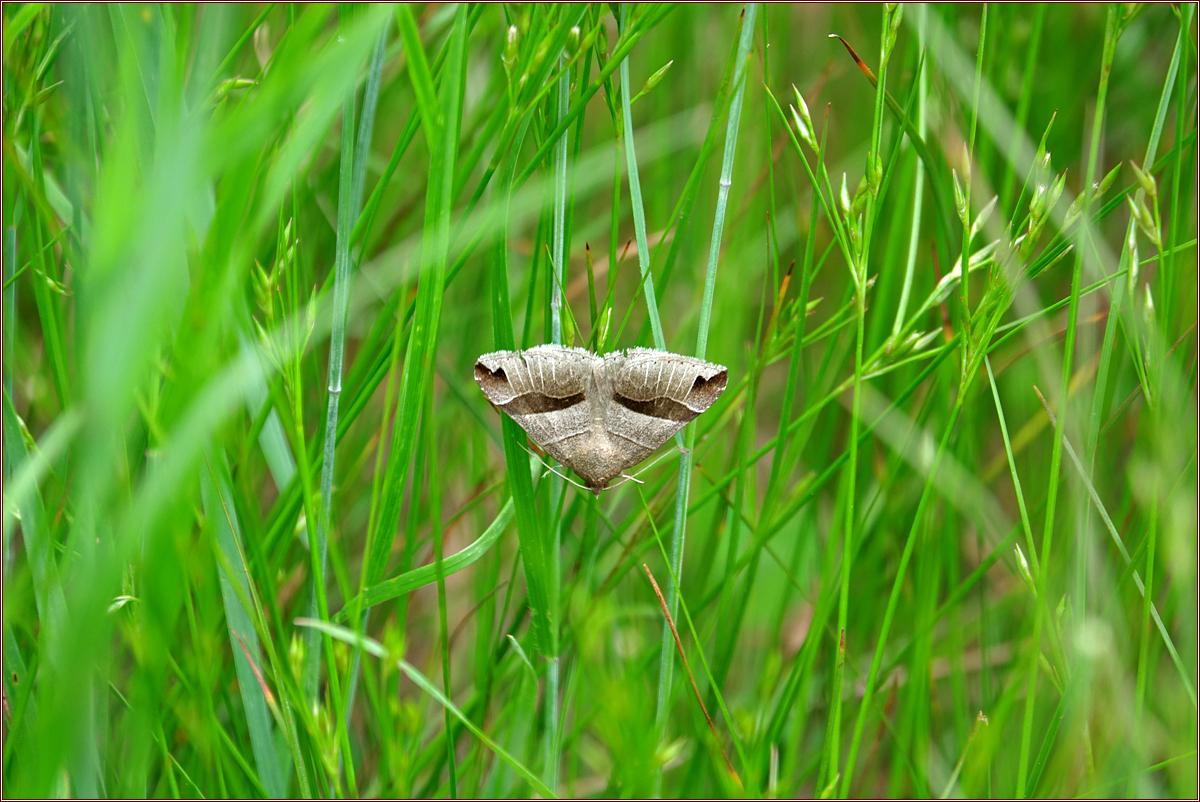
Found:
[2,2,1196,798]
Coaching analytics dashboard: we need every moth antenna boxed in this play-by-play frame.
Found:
[605,445,686,493]
[544,463,591,493]
[517,442,591,493]
[626,443,687,481]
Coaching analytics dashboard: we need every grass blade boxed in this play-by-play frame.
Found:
[293,618,556,799]
[343,500,514,614]
[201,451,286,798]
[1017,10,1121,795]
[650,9,757,793]
[1035,388,1197,706]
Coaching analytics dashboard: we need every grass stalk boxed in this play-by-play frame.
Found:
[891,5,927,339]
[832,8,901,795]
[616,4,666,354]
[985,357,1039,574]
[1081,0,1187,650]
[1163,5,1195,337]
[427,392,457,797]
[1035,388,1196,705]
[649,7,758,795]
[1015,7,1120,796]
[304,10,381,709]
[542,44,573,795]
[642,490,751,784]
[3,225,16,406]
[999,4,1045,208]
[644,564,740,787]
[958,3,986,346]
[1134,486,1158,716]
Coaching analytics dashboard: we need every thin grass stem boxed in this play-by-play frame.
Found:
[649,8,757,795]
[1016,8,1120,796]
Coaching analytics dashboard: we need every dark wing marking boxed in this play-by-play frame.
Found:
[611,394,696,422]
[489,388,586,415]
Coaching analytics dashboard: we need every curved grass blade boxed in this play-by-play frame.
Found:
[1035,388,1197,706]
[201,450,286,799]
[344,499,513,615]
[293,618,556,799]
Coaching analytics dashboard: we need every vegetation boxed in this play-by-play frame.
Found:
[3,2,1196,797]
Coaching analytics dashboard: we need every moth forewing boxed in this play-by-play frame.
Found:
[611,347,728,421]
[473,345,596,409]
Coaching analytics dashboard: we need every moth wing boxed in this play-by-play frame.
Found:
[474,346,599,461]
[604,348,728,465]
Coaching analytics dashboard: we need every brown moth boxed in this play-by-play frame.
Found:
[475,345,728,495]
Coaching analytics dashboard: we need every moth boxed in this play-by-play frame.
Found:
[474,345,728,495]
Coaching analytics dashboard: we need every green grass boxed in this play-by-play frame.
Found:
[3,3,1197,798]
